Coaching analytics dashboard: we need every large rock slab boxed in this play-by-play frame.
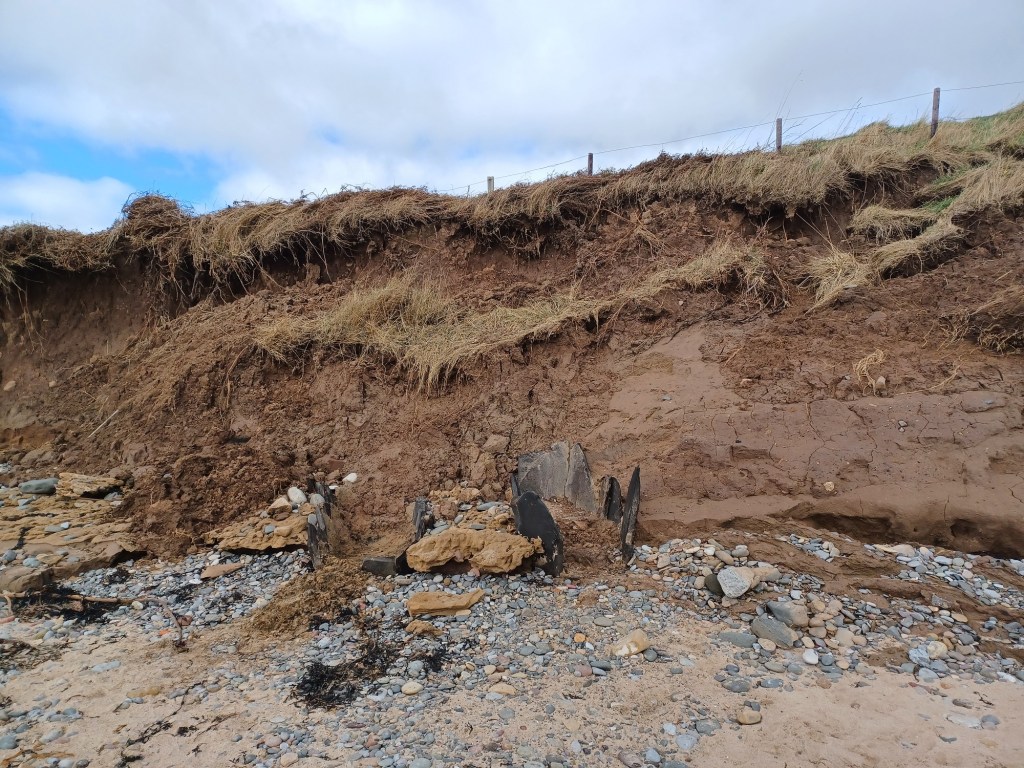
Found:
[565,444,597,513]
[404,527,541,574]
[207,514,308,552]
[56,473,120,498]
[512,491,564,576]
[620,467,641,561]
[406,588,484,617]
[516,441,571,500]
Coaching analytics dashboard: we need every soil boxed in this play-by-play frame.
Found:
[1,198,1023,576]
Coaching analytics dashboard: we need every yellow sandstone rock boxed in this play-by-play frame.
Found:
[405,528,541,574]
[406,589,484,617]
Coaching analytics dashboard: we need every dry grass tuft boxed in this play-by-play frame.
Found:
[854,349,887,392]
[255,240,769,388]
[953,286,1024,353]
[806,246,873,310]
[870,218,963,275]
[850,205,936,243]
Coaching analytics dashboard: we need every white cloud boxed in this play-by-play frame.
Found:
[2,0,1024,224]
[0,173,133,232]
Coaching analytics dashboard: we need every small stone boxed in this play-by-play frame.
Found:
[802,649,819,665]
[488,683,516,696]
[751,615,799,647]
[401,681,424,695]
[736,707,762,725]
[645,748,662,764]
[279,753,299,767]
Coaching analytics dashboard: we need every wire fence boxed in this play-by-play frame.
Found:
[437,78,1024,196]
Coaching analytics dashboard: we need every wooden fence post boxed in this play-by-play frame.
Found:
[487,176,494,194]
[587,153,594,175]
[931,87,940,138]
[775,118,783,152]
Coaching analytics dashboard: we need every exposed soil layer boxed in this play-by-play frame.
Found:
[1,189,1023,567]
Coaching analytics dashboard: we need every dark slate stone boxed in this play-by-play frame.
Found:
[619,467,640,561]
[516,441,570,500]
[705,572,724,596]
[361,556,398,577]
[601,477,622,523]
[412,497,429,542]
[18,478,58,495]
[512,491,564,576]
[565,444,597,513]
[510,471,521,501]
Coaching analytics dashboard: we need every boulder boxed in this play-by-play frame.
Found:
[18,478,58,495]
[766,600,810,627]
[405,528,541,574]
[0,564,54,593]
[406,588,484,616]
[750,615,799,647]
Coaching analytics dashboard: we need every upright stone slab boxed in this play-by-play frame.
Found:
[565,444,597,513]
[412,497,430,542]
[516,441,570,500]
[306,480,335,570]
[510,471,521,501]
[512,491,564,576]
[619,467,641,562]
[601,477,622,523]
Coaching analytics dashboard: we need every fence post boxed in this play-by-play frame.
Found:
[587,153,594,175]
[775,118,783,152]
[487,176,494,194]
[931,87,940,138]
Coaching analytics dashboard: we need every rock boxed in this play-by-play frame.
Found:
[516,441,571,500]
[361,556,398,577]
[342,472,358,483]
[620,467,641,560]
[512,491,564,576]
[286,487,308,505]
[750,615,799,647]
[946,713,982,729]
[877,544,918,558]
[18,478,59,495]
[207,514,308,552]
[279,753,299,766]
[487,682,516,696]
[407,589,484,616]
[411,497,430,542]
[617,753,643,768]
[927,640,949,659]
[565,444,598,513]
[611,629,651,657]
[401,681,424,695]
[802,649,819,665]
[704,572,724,596]
[405,620,442,636]
[716,567,758,598]
[269,496,292,513]
[200,562,244,580]
[736,707,762,725]
[767,600,810,627]
[644,748,662,764]
[405,527,541,574]
[55,473,120,498]
[601,476,622,523]
[0,564,54,592]
[833,628,855,647]
[719,631,757,648]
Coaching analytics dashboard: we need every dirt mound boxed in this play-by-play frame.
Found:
[1,106,1023,570]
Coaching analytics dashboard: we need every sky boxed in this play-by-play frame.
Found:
[1,0,1023,232]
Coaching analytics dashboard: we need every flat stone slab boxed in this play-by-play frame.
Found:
[516,441,570,500]
[601,477,622,523]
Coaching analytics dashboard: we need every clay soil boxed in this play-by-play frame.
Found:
[1,195,1023,575]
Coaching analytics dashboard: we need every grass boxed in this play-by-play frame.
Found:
[850,205,936,243]
[806,245,873,309]
[951,286,1024,353]
[3,102,1024,295]
[255,240,769,388]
